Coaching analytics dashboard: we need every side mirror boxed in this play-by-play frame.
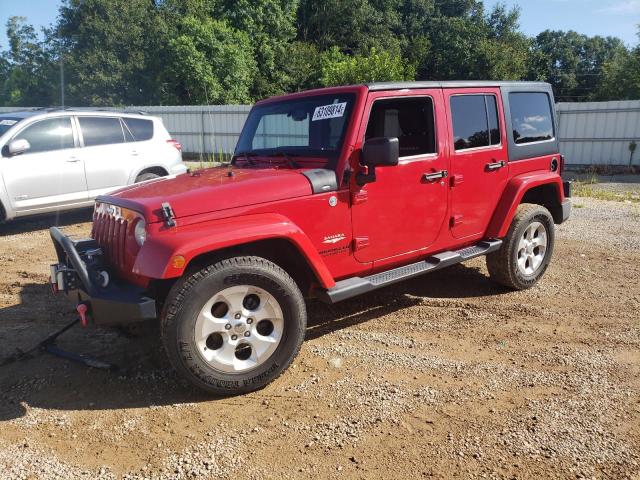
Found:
[8,139,30,156]
[357,137,399,185]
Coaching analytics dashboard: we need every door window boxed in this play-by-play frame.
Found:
[123,118,154,142]
[365,97,436,157]
[450,95,501,151]
[13,117,74,154]
[78,117,126,147]
[509,92,554,144]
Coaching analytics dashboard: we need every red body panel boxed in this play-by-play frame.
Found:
[487,169,565,239]
[104,167,313,222]
[90,83,566,291]
[134,213,337,288]
[349,89,449,263]
[443,88,510,240]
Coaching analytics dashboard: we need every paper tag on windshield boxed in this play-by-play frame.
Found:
[0,120,17,126]
[312,102,347,121]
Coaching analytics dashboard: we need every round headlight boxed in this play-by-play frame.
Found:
[134,218,147,246]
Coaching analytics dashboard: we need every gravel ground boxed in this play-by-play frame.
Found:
[0,198,639,479]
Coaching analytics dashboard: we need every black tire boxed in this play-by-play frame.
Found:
[161,256,307,396]
[135,172,161,183]
[486,203,555,290]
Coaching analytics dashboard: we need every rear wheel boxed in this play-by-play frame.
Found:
[161,256,306,395]
[135,172,161,183]
[487,203,555,290]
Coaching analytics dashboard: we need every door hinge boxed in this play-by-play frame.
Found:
[351,190,368,205]
[353,236,369,251]
[450,174,464,187]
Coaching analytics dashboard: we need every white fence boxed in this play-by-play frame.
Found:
[3,101,640,166]
[557,101,640,167]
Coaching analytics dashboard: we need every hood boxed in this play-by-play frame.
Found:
[100,167,313,222]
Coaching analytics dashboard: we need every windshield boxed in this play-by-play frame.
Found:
[234,93,355,169]
[0,117,22,136]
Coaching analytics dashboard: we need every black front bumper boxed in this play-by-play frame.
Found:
[50,227,156,326]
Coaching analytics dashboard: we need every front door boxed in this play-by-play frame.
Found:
[445,89,509,239]
[351,91,449,263]
[2,116,88,213]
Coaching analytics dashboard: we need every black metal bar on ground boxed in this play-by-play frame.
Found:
[37,317,118,371]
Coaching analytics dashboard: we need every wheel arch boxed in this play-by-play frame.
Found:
[520,183,564,224]
[184,238,322,296]
[134,166,169,181]
[487,173,565,238]
[134,213,336,292]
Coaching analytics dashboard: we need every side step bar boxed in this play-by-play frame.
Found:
[319,239,502,304]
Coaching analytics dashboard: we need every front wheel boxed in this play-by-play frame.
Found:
[486,203,555,290]
[161,256,306,395]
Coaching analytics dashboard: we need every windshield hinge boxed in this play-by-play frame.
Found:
[161,202,176,227]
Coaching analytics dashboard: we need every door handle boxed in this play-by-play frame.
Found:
[423,170,449,182]
[67,157,81,163]
[486,160,506,171]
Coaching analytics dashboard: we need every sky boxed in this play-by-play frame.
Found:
[483,0,639,46]
[0,0,638,50]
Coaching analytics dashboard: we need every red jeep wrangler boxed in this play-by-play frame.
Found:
[50,82,571,394]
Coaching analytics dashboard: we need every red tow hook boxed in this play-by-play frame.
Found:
[76,303,89,327]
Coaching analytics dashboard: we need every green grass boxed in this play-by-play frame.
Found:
[572,181,640,203]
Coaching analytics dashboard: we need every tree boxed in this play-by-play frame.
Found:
[279,41,323,92]
[1,16,59,106]
[166,16,256,104]
[320,47,415,86]
[532,30,627,101]
[218,0,299,98]
[597,45,640,100]
[56,0,168,106]
[298,0,403,55]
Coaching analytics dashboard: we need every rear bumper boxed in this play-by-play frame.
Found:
[171,163,188,175]
[560,181,572,224]
[560,199,572,223]
[50,227,156,326]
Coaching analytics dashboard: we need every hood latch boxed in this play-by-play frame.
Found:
[161,202,176,227]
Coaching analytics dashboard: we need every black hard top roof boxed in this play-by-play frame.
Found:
[366,81,550,91]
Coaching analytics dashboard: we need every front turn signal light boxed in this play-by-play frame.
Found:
[171,255,186,269]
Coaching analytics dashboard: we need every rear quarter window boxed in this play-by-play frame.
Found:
[123,118,154,142]
[509,92,554,144]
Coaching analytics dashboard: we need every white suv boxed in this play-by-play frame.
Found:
[0,109,187,222]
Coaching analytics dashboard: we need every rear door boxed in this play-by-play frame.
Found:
[121,116,162,166]
[445,89,509,239]
[76,115,137,197]
[351,90,449,263]
[1,116,87,213]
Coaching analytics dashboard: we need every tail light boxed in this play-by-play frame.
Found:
[559,155,565,174]
[167,139,182,152]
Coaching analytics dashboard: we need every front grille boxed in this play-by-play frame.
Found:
[92,211,129,270]
[90,201,144,280]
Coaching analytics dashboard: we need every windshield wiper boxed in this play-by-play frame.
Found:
[266,151,300,169]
